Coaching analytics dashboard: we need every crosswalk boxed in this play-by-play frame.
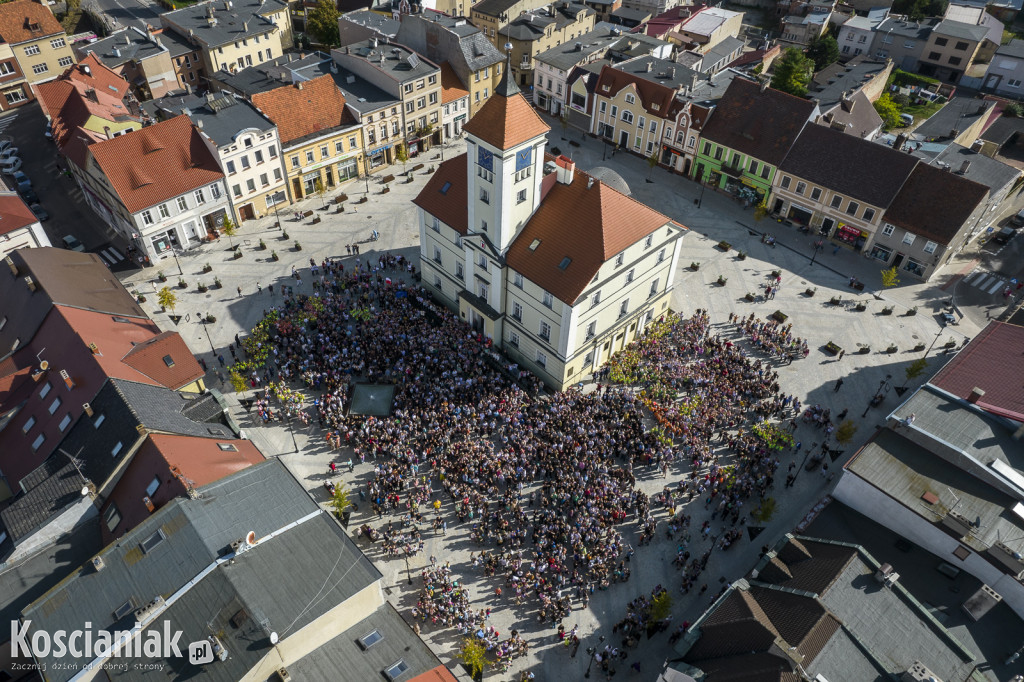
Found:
[0,113,18,136]
[94,246,126,267]
[963,269,1010,294]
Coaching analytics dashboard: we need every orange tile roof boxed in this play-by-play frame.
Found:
[145,433,265,487]
[412,155,468,234]
[252,74,354,146]
[0,192,39,236]
[121,331,205,389]
[0,1,64,44]
[88,115,224,214]
[506,163,678,305]
[460,85,549,150]
[439,62,468,104]
[408,666,459,682]
[63,54,131,99]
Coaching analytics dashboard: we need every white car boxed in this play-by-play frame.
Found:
[1,157,22,174]
[0,139,14,155]
[0,147,18,159]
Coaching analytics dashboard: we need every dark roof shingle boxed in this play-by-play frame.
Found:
[881,163,989,245]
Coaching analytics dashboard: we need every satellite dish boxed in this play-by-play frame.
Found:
[81,486,90,496]
[40,360,49,370]
[245,530,257,546]
[269,632,279,645]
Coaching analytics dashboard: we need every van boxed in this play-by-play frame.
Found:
[899,113,915,127]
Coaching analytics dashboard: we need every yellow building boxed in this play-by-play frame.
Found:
[252,74,365,203]
[160,0,292,83]
[500,2,596,88]
[0,0,75,85]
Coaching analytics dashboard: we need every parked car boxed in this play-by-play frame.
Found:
[1,157,23,174]
[12,170,30,190]
[994,226,1017,245]
[1012,209,1024,226]
[19,187,39,204]
[0,147,18,159]
[29,204,49,221]
[899,113,914,127]
[44,121,52,140]
[0,139,15,155]
[61,234,85,251]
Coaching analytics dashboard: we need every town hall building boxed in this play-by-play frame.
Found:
[413,61,686,390]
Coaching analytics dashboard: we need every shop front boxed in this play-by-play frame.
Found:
[868,242,892,263]
[202,208,227,239]
[833,223,868,251]
[367,143,393,171]
[337,157,359,182]
[786,202,813,226]
[149,227,180,257]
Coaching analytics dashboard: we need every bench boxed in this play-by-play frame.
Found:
[380,187,390,195]
[412,163,424,172]
[357,196,368,204]
[310,216,321,224]
[381,174,395,184]
[302,210,314,218]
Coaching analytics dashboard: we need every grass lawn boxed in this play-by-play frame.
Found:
[902,99,945,124]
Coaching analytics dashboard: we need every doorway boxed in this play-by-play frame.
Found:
[619,131,629,148]
[292,178,302,200]
[239,204,255,222]
[892,253,905,269]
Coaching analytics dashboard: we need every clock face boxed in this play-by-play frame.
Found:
[478,146,494,172]
[516,147,532,172]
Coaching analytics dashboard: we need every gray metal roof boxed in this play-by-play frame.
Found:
[810,56,890,110]
[161,0,288,49]
[21,459,366,682]
[0,458,88,542]
[611,6,651,21]
[534,22,633,71]
[340,39,441,83]
[287,603,443,681]
[847,426,1024,556]
[146,91,275,147]
[613,55,699,90]
[930,143,1021,192]
[933,18,989,42]
[111,378,235,439]
[996,38,1024,60]
[472,0,526,19]
[914,96,992,141]
[0,518,103,626]
[339,9,401,38]
[213,51,327,96]
[500,4,594,40]
[393,11,503,80]
[155,26,198,58]
[873,16,937,40]
[606,31,671,60]
[700,35,744,71]
[282,55,400,114]
[804,626,888,682]
[80,27,168,69]
[682,67,748,106]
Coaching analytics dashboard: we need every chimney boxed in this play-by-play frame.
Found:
[958,160,971,174]
[197,119,204,128]
[296,81,303,90]
[25,276,36,292]
[104,125,112,139]
[555,155,575,184]
[83,402,94,417]
[645,61,652,72]
[668,66,675,78]
[587,177,594,189]
[967,387,985,404]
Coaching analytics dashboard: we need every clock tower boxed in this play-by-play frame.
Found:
[462,58,550,254]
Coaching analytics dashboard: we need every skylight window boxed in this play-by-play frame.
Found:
[439,181,452,195]
[162,355,175,368]
[140,529,165,554]
[529,239,541,251]
[384,660,409,681]
[358,629,383,649]
[558,257,571,270]
[217,443,238,451]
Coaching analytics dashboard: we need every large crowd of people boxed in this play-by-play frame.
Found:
[237,257,806,671]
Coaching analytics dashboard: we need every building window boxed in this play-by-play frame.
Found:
[863,208,875,222]
[619,299,629,317]
[433,246,442,263]
[455,262,464,279]
[846,201,859,216]
[516,189,527,204]
[478,254,487,272]
[255,149,264,164]
[58,56,74,68]
[58,413,72,432]
[948,56,961,66]
[591,290,601,308]
[760,165,770,180]
[319,145,328,158]
[902,233,916,245]
[810,187,822,201]
[702,141,711,155]
[4,89,27,105]
[513,272,524,288]
[624,93,635,104]
[145,476,161,497]
[586,321,596,339]
[934,37,948,46]
[112,441,123,457]
[928,51,941,60]
[31,433,45,452]
[32,63,49,75]
[194,189,206,204]
[830,195,842,209]
[795,181,806,195]
[539,321,551,341]
[644,234,653,249]
[657,248,665,264]
[1009,79,1022,88]
[291,156,299,168]
[542,291,553,308]
[260,173,269,186]
[480,188,489,204]
[955,40,969,51]
[615,253,624,267]
[536,351,547,368]
[923,240,938,254]
[246,179,256,193]
[509,331,520,347]
[882,223,895,237]
[649,279,659,297]
[780,175,791,190]
[104,503,121,532]
[47,396,61,415]
[24,45,40,56]
[141,210,153,225]
[233,184,242,198]
[22,416,35,432]
[625,268,634,284]
[158,203,170,218]
[434,276,442,291]
[306,150,314,164]
[621,110,633,123]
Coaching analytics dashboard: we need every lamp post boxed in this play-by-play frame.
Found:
[862,374,892,418]
[922,321,947,360]
[169,247,183,276]
[200,316,215,354]
[583,635,605,679]
[404,551,413,585]
[809,239,824,267]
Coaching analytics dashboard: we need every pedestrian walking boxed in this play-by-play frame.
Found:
[838,349,845,360]
[834,378,844,392]
[217,354,225,367]
[794,441,802,453]
[237,286,242,297]
[256,282,262,294]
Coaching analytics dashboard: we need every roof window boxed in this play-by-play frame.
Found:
[217,443,238,451]
[558,257,571,270]
[358,629,383,649]
[384,660,409,681]
[140,529,165,554]
[162,355,175,368]
[529,239,541,251]
[440,181,452,195]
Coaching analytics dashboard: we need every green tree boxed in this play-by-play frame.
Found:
[650,591,673,621]
[330,481,353,518]
[395,142,409,174]
[905,357,929,382]
[646,151,659,179]
[457,638,489,679]
[752,497,777,522]
[313,177,327,210]
[1005,101,1024,118]
[770,48,814,96]
[807,33,839,70]
[835,420,858,445]
[881,266,900,288]
[873,93,903,130]
[157,286,177,314]
[753,199,769,222]
[306,0,339,46]
[221,215,236,248]
[228,368,247,392]
[892,0,948,20]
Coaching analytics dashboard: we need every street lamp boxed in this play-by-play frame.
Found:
[696,178,707,208]
[583,635,605,679]
[862,374,892,418]
[809,239,824,267]
[404,551,413,585]
[922,322,947,360]
[169,247,183,276]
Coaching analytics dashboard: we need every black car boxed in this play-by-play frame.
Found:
[995,226,1017,245]
[19,187,39,204]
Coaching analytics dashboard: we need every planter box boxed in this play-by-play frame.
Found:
[853,282,865,291]
[906,309,918,316]
[771,310,788,323]
[233,251,243,259]
[380,187,390,194]
[357,196,368,204]
[881,308,893,315]
[825,342,842,355]
[887,345,898,353]
[718,241,731,252]
[381,174,395,184]
[412,163,424,172]
[805,288,816,297]
[736,252,747,260]
[829,297,842,306]
[913,343,926,351]
[859,346,871,354]
[311,216,322,224]
[855,303,867,311]
[943,340,957,349]
[302,210,314,218]
[745,293,755,301]
[690,263,700,271]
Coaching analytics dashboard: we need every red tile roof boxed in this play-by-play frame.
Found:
[88,115,224,214]
[251,74,354,146]
[0,192,39,236]
[460,85,549,150]
[64,54,130,99]
[0,1,64,44]
[505,163,678,305]
[412,154,468,234]
[930,321,1024,421]
[121,331,205,390]
[439,62,468,104]
[408,666,459,682]
[594,63,678,120]
[881,163,988,246]
[146,433,265,487]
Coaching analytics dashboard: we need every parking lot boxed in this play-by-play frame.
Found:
[1,103,135,271]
